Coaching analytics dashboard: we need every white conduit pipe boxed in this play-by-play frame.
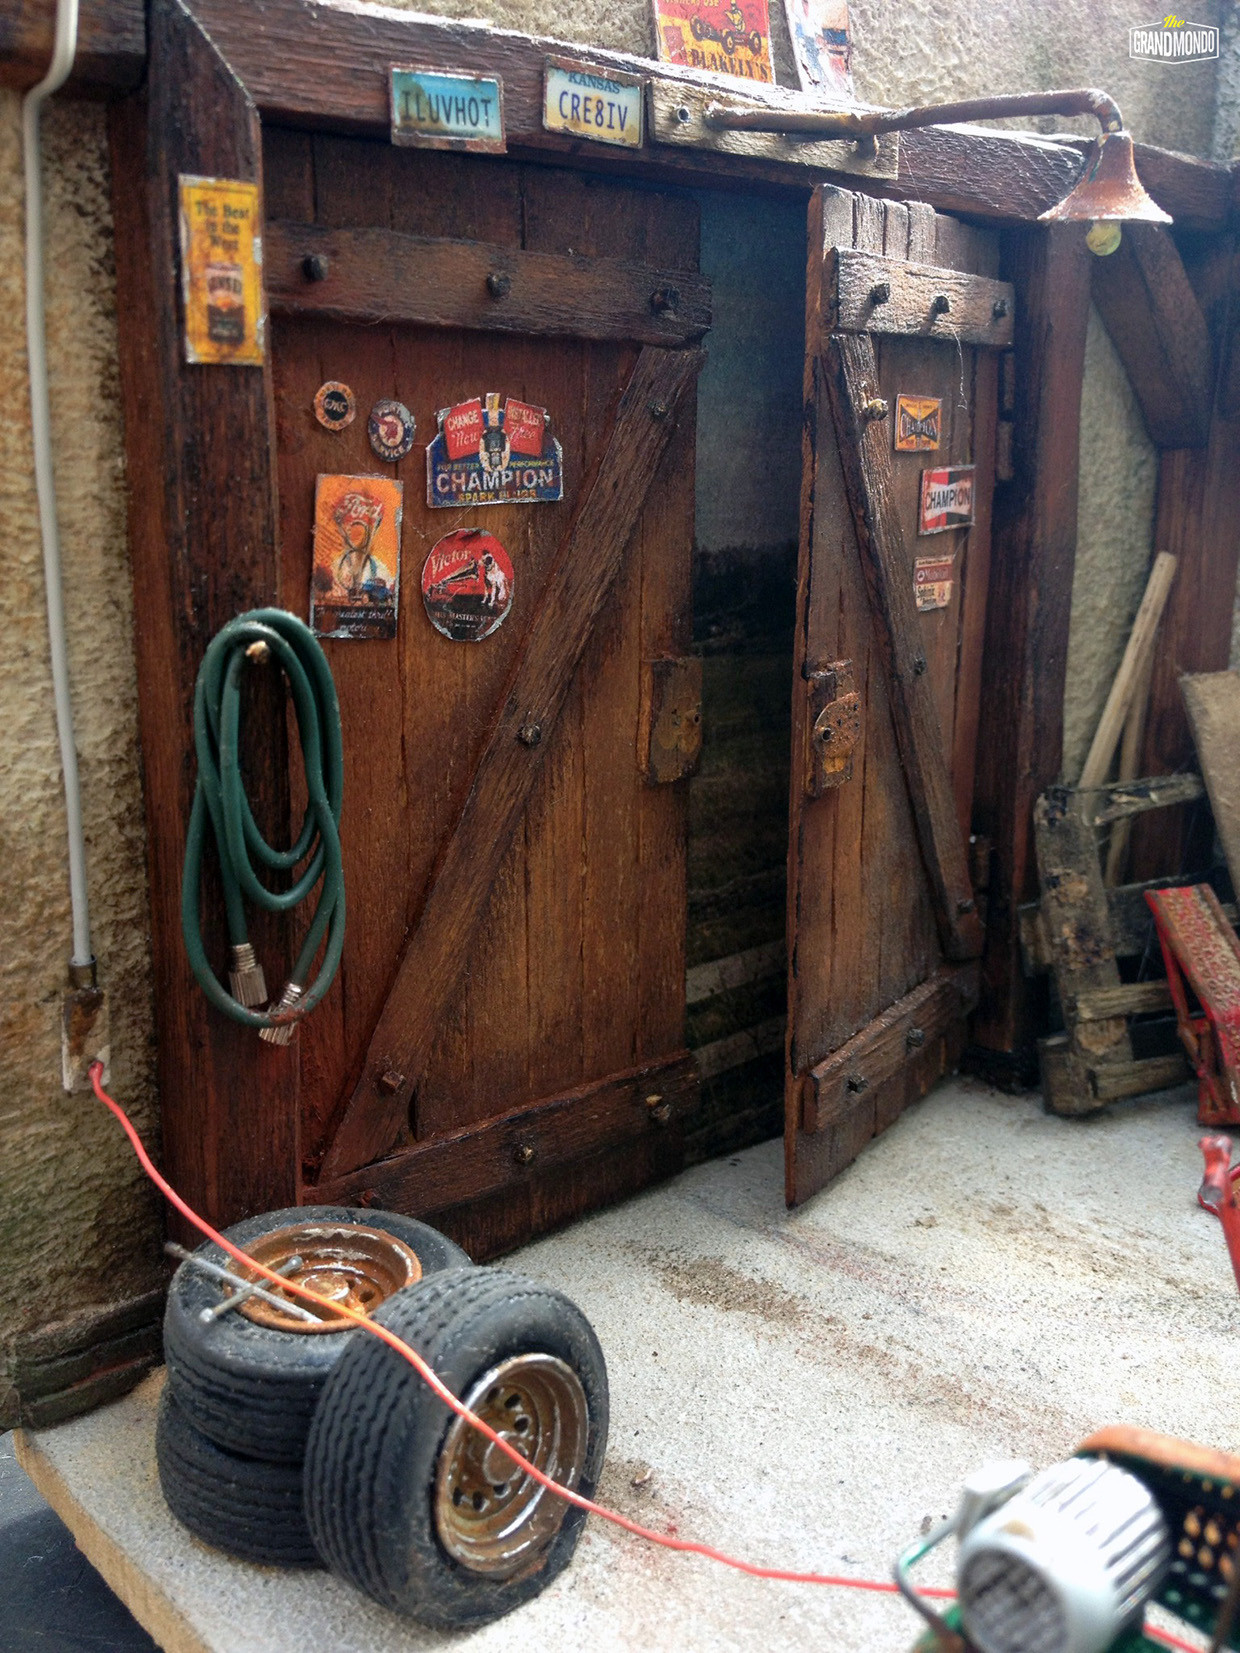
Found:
[23,0,91,971]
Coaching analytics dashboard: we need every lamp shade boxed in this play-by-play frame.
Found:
[1039,131,1172,225]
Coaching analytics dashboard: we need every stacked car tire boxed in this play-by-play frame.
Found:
[157,1205,471,1569]
[156,1206,609,1628]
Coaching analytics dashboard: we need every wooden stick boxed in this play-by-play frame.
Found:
[1103,647,1155,885]
[1079,551,1177,789]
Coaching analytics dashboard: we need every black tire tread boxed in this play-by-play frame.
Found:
[304,1267,608,1627]
[155,1387,319,1567]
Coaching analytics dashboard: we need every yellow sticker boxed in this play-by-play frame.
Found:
[178,176,266,366]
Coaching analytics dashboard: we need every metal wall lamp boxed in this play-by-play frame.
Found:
[703,88,1172,253]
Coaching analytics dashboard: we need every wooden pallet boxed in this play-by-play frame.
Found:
[1024,774,1214,1115]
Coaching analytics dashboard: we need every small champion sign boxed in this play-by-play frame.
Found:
[919,466,975,535]
[1130,16,1219,62]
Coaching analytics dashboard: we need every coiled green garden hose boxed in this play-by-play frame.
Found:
[181,609,345,1043]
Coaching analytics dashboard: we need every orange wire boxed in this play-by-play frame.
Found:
[86,1059,1198,1649]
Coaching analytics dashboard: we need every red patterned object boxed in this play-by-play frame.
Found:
[1146,883,1240,1126]
[1197,1133,1240,1294]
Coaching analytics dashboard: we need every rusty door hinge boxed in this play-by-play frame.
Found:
[640,656,703,783]
[805,659,861,796]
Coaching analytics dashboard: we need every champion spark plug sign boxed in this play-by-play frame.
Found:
[543,58,644,148]
[427,392,564,507]
[390,66,505,153]
[918,465,975,535]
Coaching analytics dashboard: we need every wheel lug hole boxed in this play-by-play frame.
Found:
[472,1491,486,1511]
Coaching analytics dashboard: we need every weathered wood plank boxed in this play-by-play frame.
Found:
[265,220,712,345]
[1182,671,1240,898]
[1090,1052,1191,1101]
[1040,1035,1190,1113]
[1074,980,1173,1021]
[1091,226,1212,448]
[320,344,704,1179]
[793,1014,969,1197]
[1022,877,1237,972]
[827,248,1014,348]
[970,224,1091,1070]
[645,81,898,178]
[823,330,984,962]
[1033,787,1132,1067]
[802,964,978,1133]
[109,0,298,1234]
[1084,772,1205,825]
[318,1054,696,1216]
[0,0,145,93]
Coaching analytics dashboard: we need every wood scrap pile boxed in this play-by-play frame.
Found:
[1023,549,1240,1118]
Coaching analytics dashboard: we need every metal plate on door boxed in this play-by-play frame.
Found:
[806,659,860,795]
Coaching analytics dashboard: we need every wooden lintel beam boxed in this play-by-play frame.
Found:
[9,0,1233,231]
[1091,224,1213,448]
[183,0,1117,224]
[0,0,145,94]
[265,220,712,346]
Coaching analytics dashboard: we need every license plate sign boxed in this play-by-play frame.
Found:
[543,57,644,148]
[390,66,505,152]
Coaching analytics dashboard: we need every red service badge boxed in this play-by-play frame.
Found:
[368,398,416,461]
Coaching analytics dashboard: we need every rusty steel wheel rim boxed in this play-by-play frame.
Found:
[225,1222,422,1333]
[434,1353,590,1578]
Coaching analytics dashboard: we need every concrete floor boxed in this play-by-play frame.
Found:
[13,1075,1237,1652]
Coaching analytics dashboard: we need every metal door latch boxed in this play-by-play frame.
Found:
[640,657,703,784]
[805,659,861,796]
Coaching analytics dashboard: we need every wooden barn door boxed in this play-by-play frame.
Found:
[262,134,707,1257]
[786,185,1012,1206]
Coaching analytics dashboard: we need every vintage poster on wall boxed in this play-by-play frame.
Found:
[914,551,956,611]
[918,465,975,535]
[782,0,853,98]
[311,474,403,640]
[178,176,266,366]
[427,392,564,507]
[894,394,942,452]
[651,0,774,82]
[422,530,515,642]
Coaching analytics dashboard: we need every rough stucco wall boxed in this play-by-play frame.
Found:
[1063,307,1160,780]
[845,0,1221,152]
[0,90,162,1386]
[0,0,1228,1377]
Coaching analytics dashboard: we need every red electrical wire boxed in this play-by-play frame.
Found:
[87,1063,1196,1649]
